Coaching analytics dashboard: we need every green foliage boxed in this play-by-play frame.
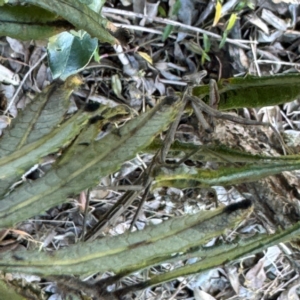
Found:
[235,0,255,10]
[0,203,251,276]
[1,0,117,43]
[182,40,211,65]
[158,5,167,17]
[192,73,300,110]
[0,280,28,300]
[0,82,181,227]
[2,1,300,295]
[203,33,211,52]
[219,13,237,49]
[0,4,63,40]
[153,160,300,189]
[0,71,300,295]
[86,0,106,13]
[0,0,121,78]
[162,24,174,42]
[47,31,98,80]
[162,0,181,42]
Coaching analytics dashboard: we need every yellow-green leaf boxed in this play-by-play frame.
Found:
[111,74,123,98]
[226,13,237,31]
[138,51,153,64]
[213,1,222,27]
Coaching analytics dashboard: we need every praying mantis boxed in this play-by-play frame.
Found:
[84,73,284,241]
[159,74,270,164]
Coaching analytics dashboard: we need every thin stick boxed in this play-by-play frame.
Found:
[256,60,300,67]
[129,180,151,232]
[4,52,47,114]
[102,8,254,50]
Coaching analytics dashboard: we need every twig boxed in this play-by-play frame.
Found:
[113,23,170,36]
[102,7,255,50]
[250,36,261,77]
[256,60,300,67]
[4,52,47,114]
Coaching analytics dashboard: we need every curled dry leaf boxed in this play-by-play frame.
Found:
[194,288,217,300]
[0,65,20,85]
[258,30,283,43]
[6,37,26,57]
[245,259,266,290]
[140,0,160,26]
[137,51,153,64]
[257,105,282,124]
[246,13,269,34]
[226,266,240,295]
[261,8,290,31]
[278,280,300,300]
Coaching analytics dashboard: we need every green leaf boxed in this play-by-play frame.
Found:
[235,0,254,10]
[218,13,237,49]
[78,0,93,4]
[0,4,64,40]
[138,220,300,288]
[0,280,27,300]
[192,74,300,110]
[0,96,181,227]
[203,33,211,53]
[0,77,85,196]
[0,201,251,276]
[158,5,167,17]
[226,13,237,31]
[162,24,173,42]
[201,51,211,65]
[171,0,181,15]
[0,0,8,5]
[93,46,100,62]
[162,0,181,41]
[219,31,227,49]
[111,74,123,99]
[0,77,82,158]
[87,0,106,13]
[213,1,222,26]
[15,0,117,44]
[152,159,300,189]
[0,4,57,23]
[48,31,97,80]
[183,40,205,55]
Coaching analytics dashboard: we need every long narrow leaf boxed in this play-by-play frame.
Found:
[17,0,117,44]
[192,73,300,110]
[0,96,181,227]
[0,76,81,157]
[152,160,300,189]
[0,200,251,276]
